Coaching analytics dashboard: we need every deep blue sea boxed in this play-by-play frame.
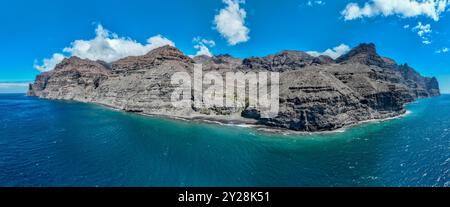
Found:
[0,93,449,187]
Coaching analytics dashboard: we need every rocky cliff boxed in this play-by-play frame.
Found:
[28,43,440,132]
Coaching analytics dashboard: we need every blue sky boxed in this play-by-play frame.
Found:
[0,0,449,93]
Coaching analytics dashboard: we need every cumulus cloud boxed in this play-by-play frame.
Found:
[214,0,250,45]
[307,44,351,59]
[190,37,216,57]
[436,47,449,53]
[403,24,410,29]
[34,25,175,72]
[412,22,432,44]
[341,0,450,21]
[33,53,66,72]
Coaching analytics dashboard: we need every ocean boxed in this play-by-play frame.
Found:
[0,93,449,187]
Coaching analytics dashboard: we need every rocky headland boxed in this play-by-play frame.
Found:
[28,43,440,132]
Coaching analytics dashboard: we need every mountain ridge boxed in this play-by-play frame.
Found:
[28,43,440,132]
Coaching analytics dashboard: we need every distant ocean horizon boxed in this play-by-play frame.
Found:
[0,82,31,94]
[0,93,449,187]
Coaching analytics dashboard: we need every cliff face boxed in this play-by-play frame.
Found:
[28,57,111,100]
[28,44,440,132]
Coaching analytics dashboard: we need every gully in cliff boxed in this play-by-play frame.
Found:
[170,64,280,119]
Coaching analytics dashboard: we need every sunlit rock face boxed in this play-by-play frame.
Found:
[29,44,440,132]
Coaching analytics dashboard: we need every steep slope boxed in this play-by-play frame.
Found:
[28,43,440,132]
[245,43,439,131]
[28,56,111,100]
[242,50,331,72]
[92,46,196,116]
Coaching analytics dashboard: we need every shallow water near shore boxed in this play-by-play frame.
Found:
[0,93,449,186]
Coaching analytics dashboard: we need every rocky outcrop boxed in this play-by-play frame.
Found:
[28,57,111,100]
[242,50,320,72]
[398,63,441,97]
[336,43,386,67]
[28,44,440,132]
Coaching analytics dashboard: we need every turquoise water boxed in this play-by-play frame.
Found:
[0,94,449,187]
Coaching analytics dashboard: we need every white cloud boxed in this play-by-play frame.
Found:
[307,44,351,59]
[33,53,66,72]
[190,37,216,57]
[214,0,250,45]
[34,25,175,72]
[436,47,449,53]
[438,0,449,12]
[0,82,31,89]
[412,22,432,44]
[403,24,410,29]
[307,0,326,7]
[342,0,450,21]
[413,22,432,36]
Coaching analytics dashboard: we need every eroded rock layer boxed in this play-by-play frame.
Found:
[28,43,440,131]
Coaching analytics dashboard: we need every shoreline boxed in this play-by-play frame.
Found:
[104,103,413,136]
[29,94,420,136]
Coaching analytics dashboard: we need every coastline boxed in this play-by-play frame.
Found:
[24,93,434,136]
[78,98,415,136]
